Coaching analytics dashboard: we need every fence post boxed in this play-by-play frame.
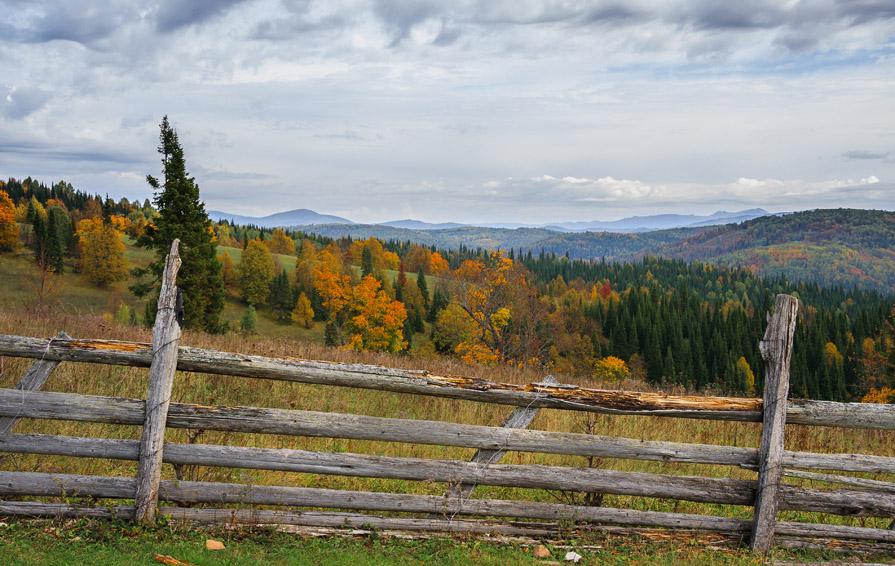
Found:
[750,293,799,552]
[134,240,182,523]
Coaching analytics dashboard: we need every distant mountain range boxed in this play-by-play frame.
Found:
[381,219,467,230]
[209,206,895,293]
[208,207,771,233]
[208,208,352,227]
[489,209,771,233]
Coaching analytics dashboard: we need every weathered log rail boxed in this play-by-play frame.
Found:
[2,334,894,429]
[1,292,894,553]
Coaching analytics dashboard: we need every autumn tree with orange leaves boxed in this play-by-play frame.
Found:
[0,190,17,251]
[314,265,406,352]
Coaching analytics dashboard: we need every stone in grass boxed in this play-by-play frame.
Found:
[533,545,551,558]
[205,539,226,550]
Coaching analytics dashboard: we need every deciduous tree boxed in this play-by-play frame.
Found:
[346,275,407,353]
[76,217,129,287]
[313,265,406,352]
[239,239,275,305]
[0,190,17,251]
[292,291,314,328]
[451,251,551,365]
[267,228,295,256]
[219,251,237,288]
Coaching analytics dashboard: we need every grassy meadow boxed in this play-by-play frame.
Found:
[1,239,894,563]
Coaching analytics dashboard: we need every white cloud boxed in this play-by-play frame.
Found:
[0,1,893,225]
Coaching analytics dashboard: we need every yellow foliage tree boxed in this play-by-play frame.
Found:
[219,251,237,288]
[862,387,895,404]
[823,342,844,367]
[592,356,631,383]
[76,217,129,287]
[294,238,321,292]
[238,240,275,305]
[267,228,295,256]
[0,190,17,251]
[451,251,548,365]
[735,356,756,396]
[432,303,478,355]
[291,291,314,328]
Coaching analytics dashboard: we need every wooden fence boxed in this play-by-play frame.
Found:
[1,241,894,553]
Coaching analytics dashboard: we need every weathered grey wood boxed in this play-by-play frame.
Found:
[134,239,182,524]
[2,333,894,429]
[785,399,895,429]
[770,536,895,555]
[5,497,890,553]
[4,391,895,475]
[0,331,69,435]
[783,469,895,493]
[3,390,759,467]
[0,500,128,520]
[4,470,895,543]
[2,435,893,517]
[752,294,800,553]
[447,374,559,500]
[3,473,895,549]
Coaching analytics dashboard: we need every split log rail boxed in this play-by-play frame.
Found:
[0,250,893,553]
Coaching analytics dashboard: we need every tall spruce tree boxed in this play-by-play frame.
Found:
[131,116,226,333]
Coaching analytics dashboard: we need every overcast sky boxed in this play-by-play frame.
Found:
[1,1,894,224]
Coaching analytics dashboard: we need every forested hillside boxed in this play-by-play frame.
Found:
[655,209,895,292]
[3,177,895,405]
[289,223,561,251]
[519,253,894,402]
[517,227,706,261]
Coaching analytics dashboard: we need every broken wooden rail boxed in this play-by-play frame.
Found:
[1,335,893,429]
[1,292,894,553]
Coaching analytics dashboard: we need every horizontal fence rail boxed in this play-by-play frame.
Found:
[2,390,895,475]
[1,436,894,517]
[1,334,894,430]
[3,471,895,544]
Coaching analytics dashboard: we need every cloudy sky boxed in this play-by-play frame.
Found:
[1,0,894,224]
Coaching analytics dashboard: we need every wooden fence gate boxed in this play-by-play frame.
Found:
[1,241,894,553]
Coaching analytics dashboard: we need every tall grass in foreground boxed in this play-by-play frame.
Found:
[0,305,893,531]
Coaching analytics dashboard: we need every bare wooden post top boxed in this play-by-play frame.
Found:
[134,239,182,523]
[750,294,799,553]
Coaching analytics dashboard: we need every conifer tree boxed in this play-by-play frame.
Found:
[416,266,429,311]
[269,269,294,323]
[361,245,374,278]
[132,116,225,332]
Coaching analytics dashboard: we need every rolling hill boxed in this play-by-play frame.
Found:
[209,209,352,227]
[653,208,895,292]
